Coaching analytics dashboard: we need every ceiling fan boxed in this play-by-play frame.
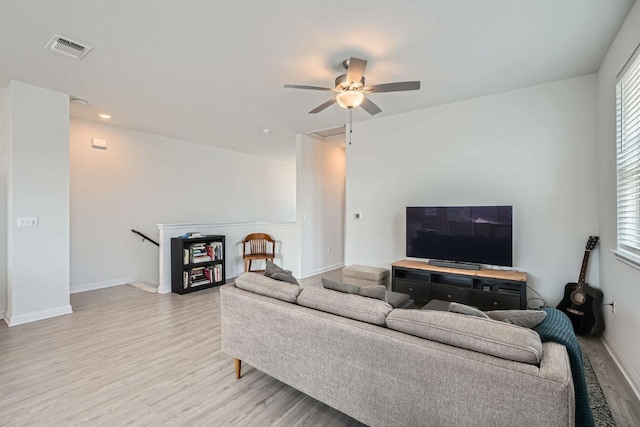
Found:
[284,57,420,115]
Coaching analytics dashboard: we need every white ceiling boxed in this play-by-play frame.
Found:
[0,0,634,161]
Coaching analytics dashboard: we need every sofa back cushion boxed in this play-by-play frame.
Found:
[386,309,543,364]
[235,272,301,303]
[264,260,299,285]
[321,278,387,301]
[297,287,392,326]
[486,309,547,328]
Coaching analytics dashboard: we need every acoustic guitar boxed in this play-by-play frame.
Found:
[556,236,605,335]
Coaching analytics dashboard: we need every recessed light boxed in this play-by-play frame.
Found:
[70,97,88,105]
[261,128,271,134]
[98,113,111,120]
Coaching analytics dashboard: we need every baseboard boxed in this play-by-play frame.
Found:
[129,281,158,293]
[70,277,134,294]
[5,304,73,327]
[0,309,4,320]
[299,263,344,279]
[602,333,640,401]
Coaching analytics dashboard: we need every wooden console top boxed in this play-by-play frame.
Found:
[392,260,527,282]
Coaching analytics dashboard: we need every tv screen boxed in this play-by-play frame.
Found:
[406,206,513,267]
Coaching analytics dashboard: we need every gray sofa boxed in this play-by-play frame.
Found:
[220,273,575,427]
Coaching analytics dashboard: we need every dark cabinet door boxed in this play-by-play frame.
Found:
[471,290,520,310]
[394,278,430,302]
[430,284,471,304]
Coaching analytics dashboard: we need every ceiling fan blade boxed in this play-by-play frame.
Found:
[367,81,421,93]
[347,57,367,84]
[284,84,332,91]
[309,98,337,114]
[360,97,382,116]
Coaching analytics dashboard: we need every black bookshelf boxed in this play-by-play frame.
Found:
[171,235,225,294]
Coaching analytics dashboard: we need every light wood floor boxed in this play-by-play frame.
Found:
[0,271,638,426]
[579,336,640,426]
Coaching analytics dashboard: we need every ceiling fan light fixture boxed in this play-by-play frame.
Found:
[336,91,364,109]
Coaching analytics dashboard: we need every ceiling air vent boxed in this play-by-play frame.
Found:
[45,34,92,60]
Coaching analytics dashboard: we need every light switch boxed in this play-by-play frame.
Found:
[354,212,362,220]
[17,217,38,227]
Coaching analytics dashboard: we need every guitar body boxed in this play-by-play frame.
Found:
[556,236,605,336]
[557,282,605,335]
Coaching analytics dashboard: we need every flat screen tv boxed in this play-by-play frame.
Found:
[406,206,513,267]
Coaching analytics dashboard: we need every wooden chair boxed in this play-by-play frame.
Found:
[242,233,275,272]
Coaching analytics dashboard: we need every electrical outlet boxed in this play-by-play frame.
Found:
[17,217,38,227]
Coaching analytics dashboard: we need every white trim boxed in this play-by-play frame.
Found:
[5,305,73,327]
[602,333,640,402]
[128,281,158,293]
[157,221,297,230]
[299,263,344,279]
[610,249,640,271]
[70,277,134,294]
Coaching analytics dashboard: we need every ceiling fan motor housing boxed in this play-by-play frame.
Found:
[335,74,365,91]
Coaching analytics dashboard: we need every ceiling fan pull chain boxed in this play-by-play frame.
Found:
[349,108,353,145]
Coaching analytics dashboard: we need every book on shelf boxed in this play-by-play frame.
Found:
[207,241,224,261]
[191,255,212,264]
[189,266,206,282]
[190,279,210,287]
[213,263,223,282]
[187,242,214,263]
[183,271,189,289]
[185,232,203,238]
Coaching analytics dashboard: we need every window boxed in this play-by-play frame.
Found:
[616,49,640,260]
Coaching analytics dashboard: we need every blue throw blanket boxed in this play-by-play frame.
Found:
[534,307,593,427]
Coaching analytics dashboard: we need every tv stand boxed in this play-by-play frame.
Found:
[392,260,526,309]
[428,259,481,271]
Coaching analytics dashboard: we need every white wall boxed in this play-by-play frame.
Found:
[5,81,71,325]
[297,134,345,277]
[0,87,7,318]
[70,119,296,291]
[596,1,640,396]
[346,74,599,304]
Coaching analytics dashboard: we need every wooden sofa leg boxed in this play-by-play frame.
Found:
[235,358,242,379]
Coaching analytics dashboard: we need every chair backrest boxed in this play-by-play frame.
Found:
[243,233,275,256]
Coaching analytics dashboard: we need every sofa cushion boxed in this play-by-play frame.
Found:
[321,278,386,301]
[235,272,301,303]
[358,285,387,301]
[385,309,543,364]
[264,260,299,285]
[449,302,489,318]
[486,309,548,328]
[270,272,299,286]
[321,277,359,294]
[297,287,393,326]
[385,291,413,309]
[343,276,388,288]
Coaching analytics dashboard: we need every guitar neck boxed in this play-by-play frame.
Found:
[577,250,591,288]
